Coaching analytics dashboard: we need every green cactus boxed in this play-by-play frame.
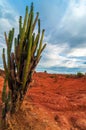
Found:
[1,3,46,123]
[2,77,7,103]
[2,77,11,121]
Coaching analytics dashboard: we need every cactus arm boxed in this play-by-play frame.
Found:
[38,19,40,33]
[31,19,40,58]
[18,6,28,55]
[41,43,46,53]
[2,77,7,103]
[22,3,34,89]
[4,32,8,47]
[39,29,45,50]
[22,4,34,88]
[2,48,7,71]
[31,33,40,56]
[31,19,40,57]
[14,38,19,72]
[23,23,33,89]
[23,6,28,34]
[19,16,22,36]
[18,6,29,72]
[10,53,15,80]
[8,28,14,52]
[26,10,32,37]
[32,12,39,32]
[14,38,17,58]
[27,2,34,37]
[7,28,14,70]
[32,33,35,48]
[37,29,45,58]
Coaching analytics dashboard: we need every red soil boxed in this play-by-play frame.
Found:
[0,72,86,130]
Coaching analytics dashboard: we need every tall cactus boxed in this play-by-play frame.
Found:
[1,2,46,123]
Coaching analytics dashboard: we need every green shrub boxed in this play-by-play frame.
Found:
[76,72,84,78]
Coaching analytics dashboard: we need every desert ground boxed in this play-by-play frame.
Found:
[0,71,86,130]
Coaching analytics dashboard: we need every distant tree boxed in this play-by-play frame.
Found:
[76,72,84,78]
[44,70,47,73]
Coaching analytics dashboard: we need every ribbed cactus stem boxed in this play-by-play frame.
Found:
[4,32,8,46]
[19,16,22,35]
[23,23,33,89]
[2,48,7,73]
[38,19,40,33]
[37,29,45,58]
[41,43,47,53]
[32,12,39,32]
[18,6,29,72]
[22,6,28,34]
[7,28,14,71]
[2,78,7,103]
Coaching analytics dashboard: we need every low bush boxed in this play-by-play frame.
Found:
[76,72,84,78]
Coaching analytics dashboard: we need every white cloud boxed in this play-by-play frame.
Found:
[39,43,68,67]
[0,0,19,67]
[0,0,19,37]
[63,58,86,68]
[38,42,86,69]
[0,0,86,73]
[39,0,86,71]
[0,18,12,30]
[68,47,86,57]
[59,0,86,36]
[0,3,19,42]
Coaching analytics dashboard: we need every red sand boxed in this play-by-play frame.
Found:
[0,72,86,130]
[28,72,86,129]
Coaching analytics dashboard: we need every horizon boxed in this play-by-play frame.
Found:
[0,0,86,74]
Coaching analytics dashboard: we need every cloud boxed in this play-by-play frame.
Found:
[45,0,85,48]
[0,0,19,67]
[36,0,86,73]
[0,0,18,33]
[0,0,86,73]
[56,0,86,48]
[37,43,86,72]
[38,43,68,67]
[68,48,86,57]
[38,0,69,34]
[39,0,86,52]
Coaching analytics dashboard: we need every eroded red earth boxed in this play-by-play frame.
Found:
[0,72,86,130]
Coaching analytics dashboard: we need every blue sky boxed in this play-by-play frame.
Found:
[0,0,86,74]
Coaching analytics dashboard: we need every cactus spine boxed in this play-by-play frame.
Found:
[1,3,46,124]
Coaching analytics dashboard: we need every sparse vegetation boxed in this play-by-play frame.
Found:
[65,74,75,78]
[1,3,46,129]
[50,74,56,78]
[44,70,47,73]
[76,72,84,78]
[66,72,85,78]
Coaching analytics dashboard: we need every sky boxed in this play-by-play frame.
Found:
[0,0,86,74]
